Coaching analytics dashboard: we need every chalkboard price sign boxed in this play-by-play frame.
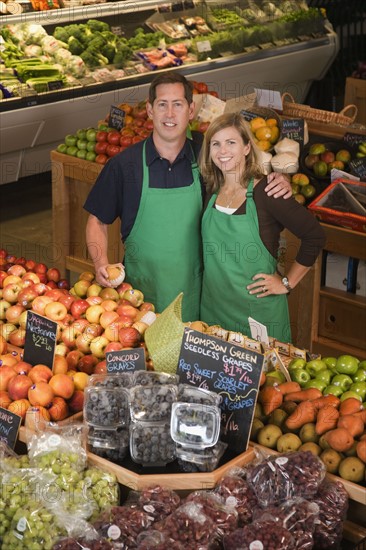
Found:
[0,407,22,450]
[343,133,366,148]
[349,157,366,180]
[106,348,146,373]
[177,328,264,454]
[281,118,305,146]
[23,311,57,369]
[109,105,126,131]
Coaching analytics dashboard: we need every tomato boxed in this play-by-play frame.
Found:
[95,141,108,155]
[118,103,133,115]
[107,131,121,145]
[106,144,121,157]
[95,154,108,165]
[135,128,150,139]
[132,119,144,128]
[96,131,108,142]
[195,82,208,94]
[120,135,132,147]
[65,134,77,147]
[121,127,135,137]
[132,135,143,144]
[209,90,219,98]
[144,119,154,131]
[124,115,134,126]
[98,123,109,131]
[198,122,210,133]
[86,128,97,142]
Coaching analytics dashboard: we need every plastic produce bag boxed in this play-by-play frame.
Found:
[136,530,185,549]
[0,441,30,471]
[125,485,181,523]
[252,497,319,549]
[185,491,239,538]
[93,505,154,548]
[246,450,326,507]
[223,519,295,550]
[312,479,349,549]
[51,515,114,549]
[214,469,258,526]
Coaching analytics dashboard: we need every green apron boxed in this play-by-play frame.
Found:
[124,141,202,322]
[200,178,291,342]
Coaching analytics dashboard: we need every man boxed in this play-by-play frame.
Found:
[84,72,291,321]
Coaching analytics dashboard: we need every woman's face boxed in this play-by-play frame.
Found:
[209,126,250,176]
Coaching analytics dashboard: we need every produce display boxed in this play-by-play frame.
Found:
[251,355,366,484]
[302,142,353,178]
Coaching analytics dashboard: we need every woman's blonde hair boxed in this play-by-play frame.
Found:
[199,112,264,194]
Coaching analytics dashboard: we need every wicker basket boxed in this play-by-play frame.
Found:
[282,92,358,127]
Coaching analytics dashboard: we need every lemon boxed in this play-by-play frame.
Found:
[250,117,267,132]
[255,126,272,141]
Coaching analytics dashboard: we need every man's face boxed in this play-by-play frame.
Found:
[147,83,194,143]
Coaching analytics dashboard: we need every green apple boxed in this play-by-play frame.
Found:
[315,370,332,385]
[349,382,366,400]
[324,384,344,397]
[340,390,363,403]
[353,368,366,383]
[288,358,307,371]
[331,374,353,391]
[322,356,338,374]
[290,368,311,387]
[265,370,287,384]
[335,355,359,376]
[358,360,366,369]
[306,359,327,378]
[303,379,327,392]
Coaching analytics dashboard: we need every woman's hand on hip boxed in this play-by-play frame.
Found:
[247,273,289,297]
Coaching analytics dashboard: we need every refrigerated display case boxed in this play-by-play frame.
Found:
[0,0,339,184]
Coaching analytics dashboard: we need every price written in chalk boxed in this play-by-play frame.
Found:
[23,311,57,369]
[32,333,53,351]
[177,328,264,454]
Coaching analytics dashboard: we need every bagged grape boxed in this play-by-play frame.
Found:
[53,539,113,550]
[312,479,349,549]
[0,441,30,471]
[252,497,319,549]
[223,519,296,550]
[246,451,326,507]
[52,516,114,550]
[125,485,181,523]
[154,501,221,549]
[214,470,258,526]
[93,505,154,547]
[136,530,185,549]
[185,491,238,538]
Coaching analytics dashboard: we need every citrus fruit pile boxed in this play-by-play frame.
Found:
[249,116,280,152]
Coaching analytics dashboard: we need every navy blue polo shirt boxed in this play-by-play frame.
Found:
[84,132,204,242]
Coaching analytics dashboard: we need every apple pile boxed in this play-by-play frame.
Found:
[0,248,156,423]
[252,355,366,484]
[304,143,352,177]
[290,173,316,205]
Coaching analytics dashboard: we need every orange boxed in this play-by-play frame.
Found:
[250,117,267,132]
[269,126,280,144]
[255,126,272,141]
[256,140,271,152]
[266,118,278,127]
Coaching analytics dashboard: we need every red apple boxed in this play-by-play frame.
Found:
[99,310,119,329]
[70,299,89,319]
[105,342,123,353]
[48,396,69,421]
[86,283,103,297]
[12,361,32,375]
[68,389,84,412]
[116,314,135,328]
[57,279,70,290]
[49,373,74,399]
[2,283,22,303]
[86,296,103,306]
[17,287,38,309]
[7,265,26,277]
[46,267,61,283]
[31,295,53,315]
[73,279,91,298]
[116,303,139,320]
[21,272,41,285]
[77,354,98,375]
[61,326,78,349]
[28,364,53,384]
[75,332,94,354]
[55,343,70,357]
[35,263,47,274]
[0,390,11,409]
[0,365,17,391]
[94,360,107,374]
[8,373,33,400]
[9,327,26,347]
[78,271,95,282]
[122,288,144,307]
[57,293,75,312]
[0,299,11,320]
[116,282,133,298]
[5,304,25,324]
[8,398,31,420]
[90,335,109,358]
[31,282,50,296]
[44,288,65,301]
[83,323,103,339]
[25,259,36,271]
[66,350,84,370]
[118,327,141,348]
[52,354,68,375]
[139,302,155,313]
[85,304,105,324]
[0,271,8,288]
[3,275,22,287]
[0,323,17,342]
[28,382,54,407]
[99,287,119,301]
[100,299,118,312]
[71,318,90,333]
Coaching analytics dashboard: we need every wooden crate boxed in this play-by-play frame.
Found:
[51,151,123,278]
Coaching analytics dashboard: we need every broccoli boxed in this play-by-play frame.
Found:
[1,27,20,44]
[53,26,70,43]
[86,19,110,33]
[80,48,109,68]
[68,36,84,56]
[112,42,132,66]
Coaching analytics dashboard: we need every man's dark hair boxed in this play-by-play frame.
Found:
[148,72,194,105]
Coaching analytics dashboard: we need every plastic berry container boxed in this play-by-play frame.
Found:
[176,441,227,472]
[177,384,221,406]
[170,402,221,449]
[129,384,178,422]
[84,385,130,427]
[88,372,133,388]
[133,371,179,386]
[130,422,176,467]
[87,426,129,450]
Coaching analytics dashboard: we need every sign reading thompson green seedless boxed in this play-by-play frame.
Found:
[177,328,264,455]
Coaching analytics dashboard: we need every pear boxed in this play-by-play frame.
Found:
[299,422,319,444]
[257,424,282,449]
[269,408,288,429]
[254,402,267,422]
[277,433,302,453]
[320,449,343,474]
[338,457,365,483]
[344,441,358,457]
[319,434,331,450]
[250,418,264,442]
[299,442,322,456]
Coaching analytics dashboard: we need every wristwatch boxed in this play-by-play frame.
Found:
[281,276,292,294]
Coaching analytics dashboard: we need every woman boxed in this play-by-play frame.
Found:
[199,113,325,342]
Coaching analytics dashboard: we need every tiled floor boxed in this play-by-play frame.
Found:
[0,172,53,263]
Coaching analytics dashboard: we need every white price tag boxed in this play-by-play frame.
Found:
[196,40,212,52]
[248,316,269,345]
[254,88,282,110]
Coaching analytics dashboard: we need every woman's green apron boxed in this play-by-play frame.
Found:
[200,178,291,341]
[124,141,202,322]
